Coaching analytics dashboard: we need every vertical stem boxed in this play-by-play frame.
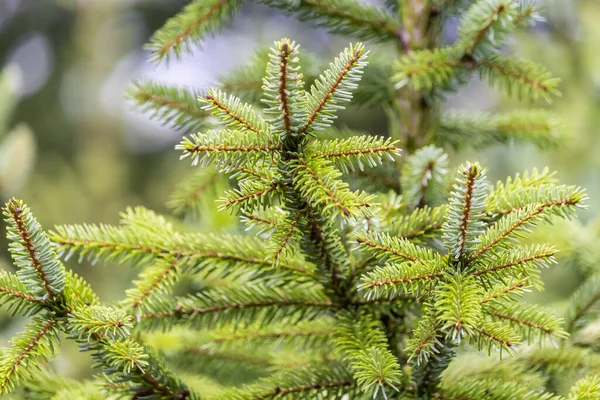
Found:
[393,0,442,156]
[384,2,457,395]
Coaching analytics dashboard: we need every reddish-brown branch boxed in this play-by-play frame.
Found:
[279,43,292,132]
[456,165,478,259]
[0,318,57,390]
[356,237,421,263]
[156,0,228,57]
[486,309,553,334]
[297,48,364,135]
[297,160,354,216]
[131,258,180,309]
[142,299,333,320]
[205,94,262,134]
[7,200,55,299]
[472,250,555,277]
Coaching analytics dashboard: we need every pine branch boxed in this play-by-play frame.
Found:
[166,169,225,219]
[335,311,402,396]
[262,39,306,135]
[139,285,332,330]
[471,244,556,289]
[437,110,565,150]
[215,363,357,400]
[564,274,600,334]
[220,181,282,213]
[259,0,403,43]
[219,46,321,105]
[393,47,462,91]
[308,135,400,174]
[3,199,66,300]
[147,0,242,62]
[486,167,558,213]
[0,316,59,394]
[568,375,600,400]
[0,271,45,317]
[356,231,439,265]
[479,278,528,305]
[177,130,281,170]
[203,319,337,349]
[472,195,584,262]
[442,162,487,261]
[291,158,373,218]
[387,206,447,242]
[400,145,449,209]
[358,260,443,300]
[406,311,442,364]
[126,258,182,313]
[435,273,482,341]
[486,184,586,218]
[477,55,561,101]
[298,42,368,133]
[50,225,312,279]
[484,302,567,343]
[202,88,270,135]
[439,378,561,400]
[456,0,535,57]
[520,346,600,375]
[267,209,304,264]
[68,305,133,341]
[301,205,352,291]
[127,80,209,132]
[471,320,518,357]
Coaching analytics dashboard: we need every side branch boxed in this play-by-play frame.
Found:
[6,200,55,299]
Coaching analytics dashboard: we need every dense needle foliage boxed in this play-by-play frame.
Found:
[1,1,600,399]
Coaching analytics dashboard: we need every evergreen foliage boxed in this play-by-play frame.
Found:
[1,0,599,399]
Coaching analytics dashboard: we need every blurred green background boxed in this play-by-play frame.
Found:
[0,0,598,379]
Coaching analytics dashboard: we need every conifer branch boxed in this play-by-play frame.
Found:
[568,375,600,400]
[177,130,282,170]
[0,271,45,316]
[139,286,332,330]
[202,88,269,135]
[484,303,567,341]
[260,0,402,43]
[220,183,281,212]
[262,39,306,135]
[147,0,242,62]
[477,56,561,101]
[472,196,583,261]
[393,48,462,91]
[479,279,527,304]
[457,0,520,56]
[471,245,555,289]
[565,275,600,334]
[309,136,400,173]
[442,162,487,261]
[400,145,449,209]
[127,80,209,132]
[127,258,181,312]
[292,159,373,218]
[298,42,367,134]
[0,317,59,394]
[166,169,223,219]
[216,364,357,400]
[389,206,447,242]
[356,231,437,265]
[3,199,66,300]
[50,226,311,278]
[437,110,565,150]
[335,312,402,396]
